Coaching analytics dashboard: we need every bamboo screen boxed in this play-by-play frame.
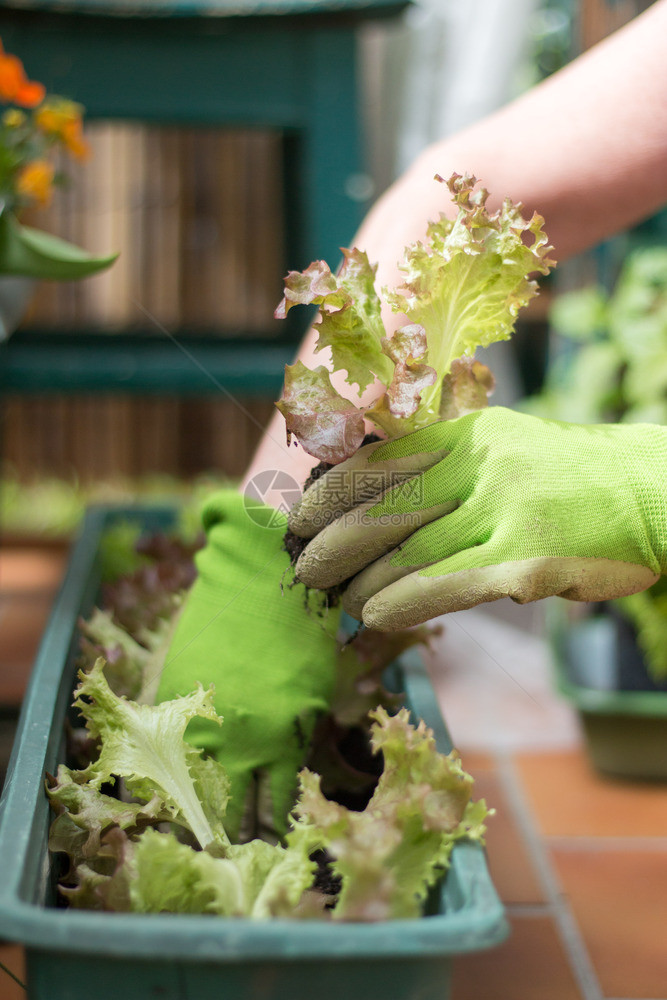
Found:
[4,123,286,484]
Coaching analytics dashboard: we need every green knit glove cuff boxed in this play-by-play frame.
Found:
[614,422,667,574]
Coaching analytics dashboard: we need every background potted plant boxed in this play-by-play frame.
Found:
[523,246,667,779]
[0,37,116,339]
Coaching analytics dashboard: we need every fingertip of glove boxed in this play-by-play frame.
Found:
[287,499,320,540]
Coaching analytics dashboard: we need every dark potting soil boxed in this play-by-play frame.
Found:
[311,849,343,902]
[309,728,384,907]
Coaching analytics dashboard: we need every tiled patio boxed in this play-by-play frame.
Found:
[426,609,667,1000]
[0,543,665,1000]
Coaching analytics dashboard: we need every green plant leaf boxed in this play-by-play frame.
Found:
[0,212,117,279]
[386,174,554,426]
[47,765,171,867]
[74,658,229,850]
[126,828,316,918]
[276,249,394,393]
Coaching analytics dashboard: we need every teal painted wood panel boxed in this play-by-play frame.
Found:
[0,0,407,19]
[0,331,293,394]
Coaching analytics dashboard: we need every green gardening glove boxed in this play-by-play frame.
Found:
[156,490,340,843]
[288,407,667,631]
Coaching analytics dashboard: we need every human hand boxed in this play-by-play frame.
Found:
[288,407,667,630]
[156,491,340,843]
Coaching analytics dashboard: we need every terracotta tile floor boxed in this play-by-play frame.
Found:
[0,551,666,1000]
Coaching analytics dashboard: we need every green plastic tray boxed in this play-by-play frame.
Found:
[0,505,508,1000]
[549,601,667,781]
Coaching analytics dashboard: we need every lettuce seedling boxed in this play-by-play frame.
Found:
[292,706,489,921]
[275,173,554,463]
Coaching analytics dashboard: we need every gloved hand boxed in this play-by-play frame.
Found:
[156,490,340,843]
[288,407,667,630]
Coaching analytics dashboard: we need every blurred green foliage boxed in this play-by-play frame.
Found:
[0,471,234,542]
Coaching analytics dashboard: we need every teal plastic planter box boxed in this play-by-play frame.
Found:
[0,506,508,1000]
[549,601,667,781]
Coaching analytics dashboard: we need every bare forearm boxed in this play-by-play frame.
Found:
[244,0,667,495]
[364,0,667,285]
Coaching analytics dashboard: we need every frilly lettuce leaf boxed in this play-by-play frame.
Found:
[387,173,553,424]
[101,531,200,638]
[275,249,394,393]
[365,324,438,436]
[59,826,135,911]
[78,606,176,702]
[275,361,367,464]
[276,173,554,462]
[126,829,317,918]
[47,765,171,868]
[438,357,496,422]
[293,706,490,921]
[52,659,318,918]
[74,658,229,850]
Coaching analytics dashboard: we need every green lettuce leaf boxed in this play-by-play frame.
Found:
[74,658,229,850]
[47,765,171,867]
[52,656,490,921]
[275,249,394,393]
[59,826,136,911]
[79,608,152,701]
[386,174,553,425]
[93,827,318,918]
[80,603,182,706]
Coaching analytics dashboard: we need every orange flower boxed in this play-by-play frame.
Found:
[35,98,89,160]
[0,41,45,108]
[16,159,55,207]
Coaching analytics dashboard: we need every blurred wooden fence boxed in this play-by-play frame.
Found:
[3,124,285,484]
